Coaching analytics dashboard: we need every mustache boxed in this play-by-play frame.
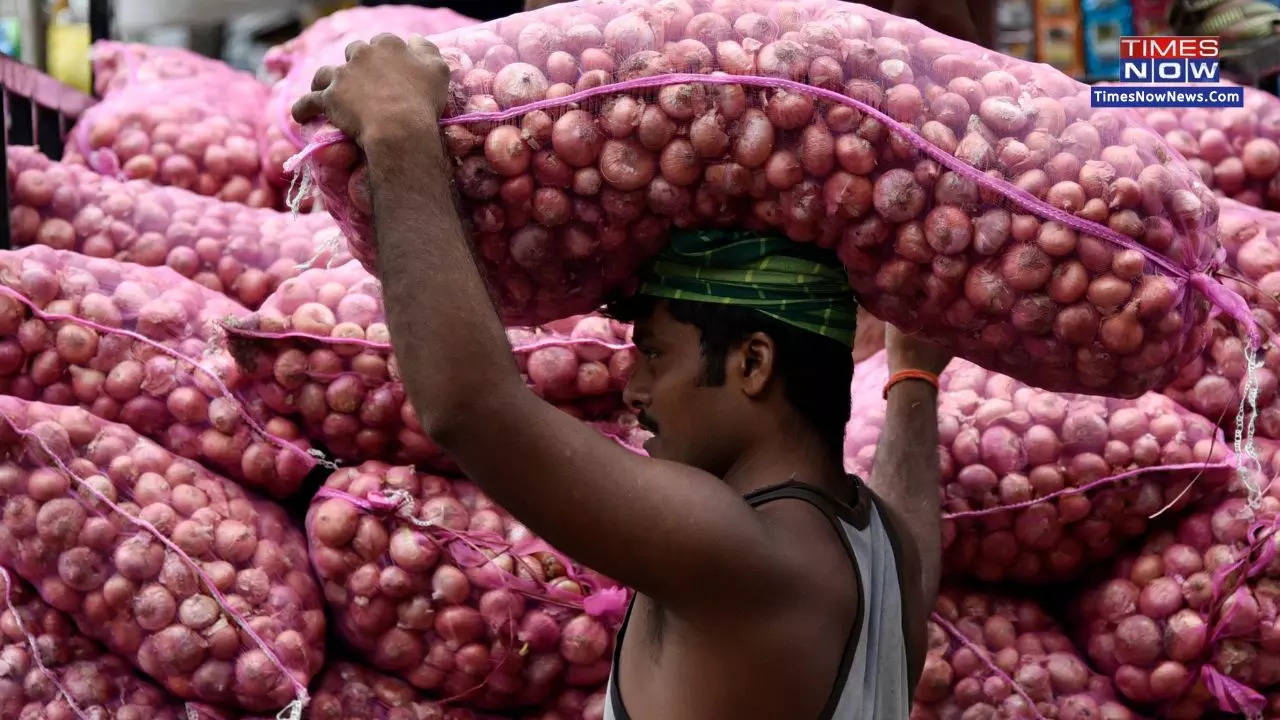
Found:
[636,411,659,434]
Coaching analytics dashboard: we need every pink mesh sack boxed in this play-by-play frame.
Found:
[1133,84,1280,210]
[1070,465,1280,719]
[505,314,635,411]
[90,41,252,96]
[917,587,1135,720]
[0,397,326,714]
[74,42,281,208]
[1165,198,1280,446]
[0,567,230,720]
[262,5,479,79]
[0,246,317,498]
[64,83,279,208]
[222,261,639,466]
[306,461,630,710]
[7,146,349,309]
[845,349,1237,583]
[286,660,491,720]
[287,0,1259,398]
[250,661,607,720]
[261,6,479,188]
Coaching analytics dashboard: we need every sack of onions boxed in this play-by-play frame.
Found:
[286,0,1254,398]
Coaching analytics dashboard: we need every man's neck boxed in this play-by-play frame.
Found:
[720,427,847,499]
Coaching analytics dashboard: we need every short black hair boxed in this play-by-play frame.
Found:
[607,295,854,458]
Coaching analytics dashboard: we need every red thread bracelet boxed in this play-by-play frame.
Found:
[883,370,940,399]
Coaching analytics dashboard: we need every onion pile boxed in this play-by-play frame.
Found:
[7,146,349,309]
[0,398,326,712]
[0,246,316,498]
[0,569,229,720]
[1071,472,1280,718]
[306,461,628,710]
[223,261,637,466]
[917,587,1134,720]
[1164,197,1280,441]
[845,350,1233,583]
[1132,86,1280,209]
[294,0,1227,396]
[284,660,606,720]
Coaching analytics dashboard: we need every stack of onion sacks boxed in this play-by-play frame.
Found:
[0,398,326,713]
[916,587,1135,720]
[1071,459,1280,719]
[306,461,628,710]
[223,261,635,467]
[290,0,1241,398]
[0,246,316,498]
[8,145,348,309]
[0,568,230,720]
[845,350,1235,583]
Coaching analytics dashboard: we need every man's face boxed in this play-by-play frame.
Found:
[623,302,739,473]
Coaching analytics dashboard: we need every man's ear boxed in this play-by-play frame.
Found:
[737,331,776,398]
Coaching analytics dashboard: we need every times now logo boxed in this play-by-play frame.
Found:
[1120,36,1220,83]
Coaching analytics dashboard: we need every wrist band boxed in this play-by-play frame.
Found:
[883,369,940,399]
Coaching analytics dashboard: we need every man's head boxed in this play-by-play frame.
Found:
[607,230,856,476]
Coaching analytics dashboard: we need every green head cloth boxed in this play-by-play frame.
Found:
[637,229,857,347]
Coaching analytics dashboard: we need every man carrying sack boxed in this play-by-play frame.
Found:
[293,32,949,719]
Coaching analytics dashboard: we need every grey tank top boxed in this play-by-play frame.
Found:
[603,478,914,720]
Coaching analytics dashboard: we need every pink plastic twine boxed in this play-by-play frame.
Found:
[941,460,1236,520]
[225,319,631,357]
[1191,512,1280,716]
[943,408,1235,522]
[0,284,323,473]
[0,411,311,719]
[929,612,1048,720]
[1202,665,1266,719]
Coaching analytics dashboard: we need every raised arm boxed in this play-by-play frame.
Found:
[865,326,949,615]
[292,34,803,616]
